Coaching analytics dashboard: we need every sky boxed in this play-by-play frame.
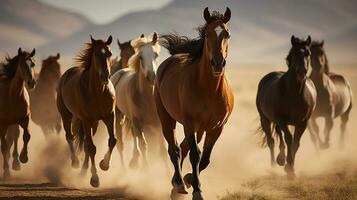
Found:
[39,0,173,24]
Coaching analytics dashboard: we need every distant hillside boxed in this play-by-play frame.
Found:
[39,0,357,65]
[0,0,92,55]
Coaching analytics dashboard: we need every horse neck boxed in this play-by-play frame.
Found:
[198,44,224,94]
[38,69,59,90]
[284,69,306,95]
[9,67,25,98]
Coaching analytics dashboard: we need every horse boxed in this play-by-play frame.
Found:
[110,32,167,169]
[0,48,36,178]
[5,53,62,171]
[256,36,317,179]
[155,7,234,200]
[56,35,116,187]
[110,34,144,76]
[308,41,353,150]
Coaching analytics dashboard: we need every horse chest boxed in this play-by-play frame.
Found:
[197,96,231,130]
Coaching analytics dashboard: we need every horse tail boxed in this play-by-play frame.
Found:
[159,32,202,56]
[72,118,85,152]
[256,121,279,148]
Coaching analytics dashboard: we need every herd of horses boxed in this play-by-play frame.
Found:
[0,7,353,200]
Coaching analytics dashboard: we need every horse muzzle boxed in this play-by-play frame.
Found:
[210,58,226,76]
[27,79,36,89]
[146,71,156,84]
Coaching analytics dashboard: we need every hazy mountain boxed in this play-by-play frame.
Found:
[39,0,357,65]
[0,0,92,55]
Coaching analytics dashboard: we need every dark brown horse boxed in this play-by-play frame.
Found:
[308,41,353,150]
[256,36,316,179]
[57,35,116,187]
[156,7,234,200]
[5,53,62,171]
[111,33,166,169]
[0,48,36,178]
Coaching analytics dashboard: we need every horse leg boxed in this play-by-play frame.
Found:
[100,112,117,171]
[275,125,286,166]
[129,124,140,169]
[292,121,307,164]
[83,121,99,188]
[0,127,10,178]
[19,117,31,164]
[308,118,320,153]
[80,139,90,176]
[321,116,333,149]
[278,122,295,180]
[180,130,204,169]
[11,125,20,170]
[133,120,148,169]
[260,116,275,166]
[115,108,125,169]
[339,109,350,149]
[183,124,203,200]
[155,91,187,195]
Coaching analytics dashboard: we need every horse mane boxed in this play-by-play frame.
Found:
[311,41,330,74]
[120,41,132,50]
[160,11,225,62]
[74,43,94,69]
[128,36,160,72]
[0,54,20,79]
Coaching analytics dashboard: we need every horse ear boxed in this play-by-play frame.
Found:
[18,47,22,55]
[291,35,296,46]
[56,53,60,60]
[152,32,158,44]
[140,34,145,38]
[306,35,311,46]
[29,49,36,57]
[117,39,123,49]
[204,7,211,22]
[223,7,231,23]
[106,35,113,45]
[90,35,96,44]
[320,40,324,47]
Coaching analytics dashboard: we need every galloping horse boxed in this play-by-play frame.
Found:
[256,36,316,179]
[156,7,234,200]
[5,53,62,171]
[308,41,353,149]
[111,33,166,169]
[0,48,36,178]
[110,34,144,75]
[57,36,116,187]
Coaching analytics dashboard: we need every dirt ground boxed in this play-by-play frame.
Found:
[1,66,357,200]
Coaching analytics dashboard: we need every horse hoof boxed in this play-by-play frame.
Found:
[172,182,188,194]
[90,174,100,188]
[183,173,193,189]
[170,188,186,200]
[284,165,295,180]
[129,159,139,169]
[71,158,80,168]
[12,160,21,171]
[276,153,286,166]
[193,191,204,200]
[320,142,330,150]
[19,152,28,164]
[99,160,109,171]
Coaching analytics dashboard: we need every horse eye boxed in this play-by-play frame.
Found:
[155,52,159,58]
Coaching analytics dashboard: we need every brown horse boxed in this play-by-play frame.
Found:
[256,36,317,179]
[5,53,62,171]
[56,35,116,187]
[110,35,144,75]
[308,41,353,150]
[156,7,233,200]
[0,48,36,178]
[111,33,166,169]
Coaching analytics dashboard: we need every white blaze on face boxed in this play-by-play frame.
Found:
[215,26,224,38]
[141,44,160,74]
[101,48,106,55]
[26,60,32,68]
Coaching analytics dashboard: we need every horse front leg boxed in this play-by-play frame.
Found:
[100,112,117,171]
[183,125,203,200]
[83,121,99,187]
[0,126,10,178]
[19,117,31,164]
[275,125,286,166]
[292,121,307,165]
[308,118,320,153]
[115,107,125,169]
[180,130,204,169]
[321,116,333,149]
[278,122,295,180]
[8,125,21,170]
